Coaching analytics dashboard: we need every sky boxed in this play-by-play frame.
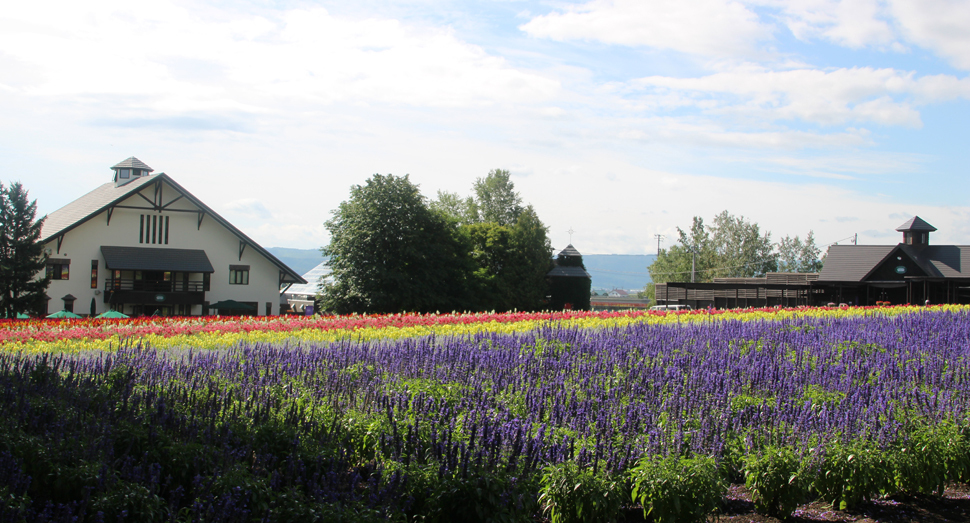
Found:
[2,0,969,255]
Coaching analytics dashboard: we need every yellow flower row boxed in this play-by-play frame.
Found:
[5,305,965,355]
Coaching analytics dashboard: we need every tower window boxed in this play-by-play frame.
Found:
[119,169,130,179]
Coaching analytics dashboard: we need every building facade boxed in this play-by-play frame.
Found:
[38,158,305,316]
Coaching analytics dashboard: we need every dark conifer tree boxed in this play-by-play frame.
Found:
[0,182,49,318]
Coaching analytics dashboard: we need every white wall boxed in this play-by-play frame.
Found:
[41,177,283,316]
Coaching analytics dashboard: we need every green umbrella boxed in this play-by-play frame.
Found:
[95,310,129,319]
[47,310,82,319]
[16,313,29,319]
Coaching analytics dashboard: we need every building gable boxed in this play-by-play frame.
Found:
[861,246,929,281]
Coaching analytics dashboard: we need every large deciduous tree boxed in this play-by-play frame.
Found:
[473,169,523,226]
[321,174,473,314]
[433,170,552,311]
[648,211,777,284]
[0,182,49,318]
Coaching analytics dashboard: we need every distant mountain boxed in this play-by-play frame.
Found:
[268,248,656,292]
[267,247,325,276]
[583,254,655,292]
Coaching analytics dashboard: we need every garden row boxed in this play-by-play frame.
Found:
[1,308,969,521]
[0,304,957,353]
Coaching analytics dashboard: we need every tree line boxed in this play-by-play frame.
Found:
[648,210,823,287]
[320,170,553,314]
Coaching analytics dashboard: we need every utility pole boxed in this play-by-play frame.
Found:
[854,233,857,245]
[654,234,664,255]
[691,248,697,283]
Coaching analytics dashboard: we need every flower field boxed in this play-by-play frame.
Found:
[1,305,969,521]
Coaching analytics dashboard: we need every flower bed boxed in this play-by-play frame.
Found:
[1,305,969,520]
[1,304,961,353]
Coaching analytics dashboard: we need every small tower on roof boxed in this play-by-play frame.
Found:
[112,157,154,186]
[896,216,936,247]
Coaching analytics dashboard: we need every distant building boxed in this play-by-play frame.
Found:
[814,216,970,305]
[547,244,592,310]
[282,261,332,314]
[38,157,306,316]
[654,216,970,308]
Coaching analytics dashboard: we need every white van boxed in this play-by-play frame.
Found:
[650,304,692,311]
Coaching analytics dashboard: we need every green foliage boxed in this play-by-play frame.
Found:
[322,174,474,314]
[812,439,893,510]
[891,422,965,496]
[538,462,626,523]
[777,231,823,273]
[464,207,553,312]
[473,169,523,226]
[648,211,777,284]
[392,462,537,523]
[744,446,809,518]
[629,455,724,523]
[0,181,50,318]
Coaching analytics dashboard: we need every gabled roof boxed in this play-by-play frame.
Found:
[42,177,157,241]
[111,157,154,172]
[284,261,332,296]
[818,244,970,282]
[895,216,936,232]
[41,173,306,285]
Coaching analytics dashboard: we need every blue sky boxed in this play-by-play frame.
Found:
[2,0,969,254]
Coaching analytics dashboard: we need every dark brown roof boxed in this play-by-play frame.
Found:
[111,157,154,172]
[557,244,583,257]
[817,245,894,281]
[818,244,970,282]
[547,266,591,278]
[101,246,214,273]
[895,216,936,232]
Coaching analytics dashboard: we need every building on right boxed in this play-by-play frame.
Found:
[813,216,970,306]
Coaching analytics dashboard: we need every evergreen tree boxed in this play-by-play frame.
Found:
[0,182,49,318]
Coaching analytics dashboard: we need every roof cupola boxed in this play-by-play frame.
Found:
[895,216,936,246]
[112,157,153,186]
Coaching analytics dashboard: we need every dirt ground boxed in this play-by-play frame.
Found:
[708,483,970,523]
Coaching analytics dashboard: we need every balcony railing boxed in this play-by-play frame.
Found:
[104,279,206,293]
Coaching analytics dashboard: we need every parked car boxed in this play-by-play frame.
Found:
[650,304,692,311]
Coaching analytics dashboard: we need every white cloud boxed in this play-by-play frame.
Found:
[0,2,560,113]
[627,66,970,127]
[520,0,772,58]
[224,198,273,220]
[889,0,970,70]
[765,0,896,48]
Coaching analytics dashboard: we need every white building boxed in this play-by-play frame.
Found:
[38,157,305,317]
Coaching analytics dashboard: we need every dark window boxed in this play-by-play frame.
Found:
[152,215,157,244]
[46,260,70,280]
[203,273,211,291]
[265,301,272,316]
[164,216,170,244]
[139,215,144,243]
[229,265,250,285]
[90,260,98,289]
[120,169,130,179]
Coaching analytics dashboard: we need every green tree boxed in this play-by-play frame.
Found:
[648,211,777,285]
[321,174,473,314]
[777,231,823,272]
[430,190,478,226]
[0,182,49,318]
[473,169,523,226]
